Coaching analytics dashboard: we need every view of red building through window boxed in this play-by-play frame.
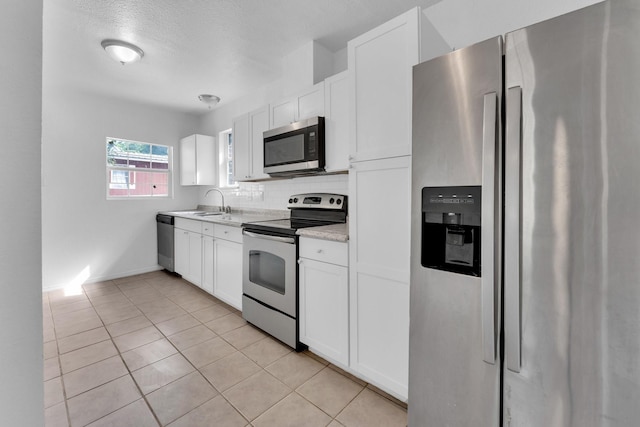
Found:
[106,138,172,198]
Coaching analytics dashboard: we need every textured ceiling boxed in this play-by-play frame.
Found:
[43,0,442,114]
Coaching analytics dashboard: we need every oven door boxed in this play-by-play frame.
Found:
[242,230,297,318]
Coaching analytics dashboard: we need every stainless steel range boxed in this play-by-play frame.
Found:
[241,193,347,350]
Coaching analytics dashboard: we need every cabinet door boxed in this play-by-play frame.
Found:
[213,238,242,310]
[270,98,297,129]
[195,135,216,185]
[202,235,214,294]
[348,156,411,400]
[299,257,349,367]
[179,135,197,185]
[232,113,251,181]
[348,8,419,162]
[249,106,270,180]
[174,228,190,276]
[185,231,203,287]
[324,72,350,172]
[297,82,325,121]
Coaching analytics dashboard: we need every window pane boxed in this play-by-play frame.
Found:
[131,171,169,197]
[152,145,168,156]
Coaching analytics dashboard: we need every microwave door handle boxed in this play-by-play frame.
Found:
[242,230,296,245]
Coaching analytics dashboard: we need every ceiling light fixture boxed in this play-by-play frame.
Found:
[198,94,221,109]
[101,39,144,65]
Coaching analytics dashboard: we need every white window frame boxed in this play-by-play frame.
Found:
[106,137,173,199]
[218,128,237,188]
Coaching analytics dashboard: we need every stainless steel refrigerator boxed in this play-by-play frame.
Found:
[409,0,640,425]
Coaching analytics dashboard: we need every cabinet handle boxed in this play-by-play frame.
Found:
[317,249,323,254]
[297,259,302,264]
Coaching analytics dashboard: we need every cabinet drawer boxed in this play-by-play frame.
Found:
[201,222,215,237]
[214,224,242,243]
[300,237,348,266]
[175,217,201,233]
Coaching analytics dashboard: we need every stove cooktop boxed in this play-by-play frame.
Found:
[242,193,348,236]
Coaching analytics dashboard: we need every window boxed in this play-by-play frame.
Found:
[106,138,172,198]
[218,129,236,187]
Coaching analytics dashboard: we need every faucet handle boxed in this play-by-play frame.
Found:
[224,206,232,214]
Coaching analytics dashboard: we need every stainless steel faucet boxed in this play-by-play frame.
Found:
[204,188,231,213]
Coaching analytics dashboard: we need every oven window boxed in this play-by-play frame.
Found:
[248,250,286,294]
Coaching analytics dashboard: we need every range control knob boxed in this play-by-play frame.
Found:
[336,199,342,205]
[288,198,293,203]
[293,198,298,203]
[329,198,335,204]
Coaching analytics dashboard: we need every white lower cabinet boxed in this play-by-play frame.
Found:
[213,225,243,310]
[202,235,214,294]
[174,218,203,287]
[174,219,242,310]
[299,237,349,368]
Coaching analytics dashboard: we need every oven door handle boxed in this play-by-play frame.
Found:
[242,230,296,244]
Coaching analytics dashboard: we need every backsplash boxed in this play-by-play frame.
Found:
[200,173,349,211]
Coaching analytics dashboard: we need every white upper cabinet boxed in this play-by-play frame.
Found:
[179,134,216,185]
[297,82,325,122]
[270,82,325,129]
[232,106,270,181]
[250,107,270,180]
[324,70,350,172]
[232,114,250,182]
[348,8,420,162]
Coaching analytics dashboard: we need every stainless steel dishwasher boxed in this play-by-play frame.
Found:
[156,214,175,272]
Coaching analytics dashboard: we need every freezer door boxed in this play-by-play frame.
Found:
[504,0,640,425]
[409,36,503,426]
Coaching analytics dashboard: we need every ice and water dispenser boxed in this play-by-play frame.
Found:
[421,186,481,277]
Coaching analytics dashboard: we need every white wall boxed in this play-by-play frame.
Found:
[0,0,44,424]
[41,89,201,290]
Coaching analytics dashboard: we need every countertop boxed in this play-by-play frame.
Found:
[161,206,349,241]
[161,207,288,228]
[296,222,349,242]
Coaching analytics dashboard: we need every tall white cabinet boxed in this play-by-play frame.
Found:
[346,7,422,401]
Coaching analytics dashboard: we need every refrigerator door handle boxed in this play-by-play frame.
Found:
[505,86,522,373]
[481,92,497,364]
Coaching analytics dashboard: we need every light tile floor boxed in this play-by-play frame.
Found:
[43,270,408,427]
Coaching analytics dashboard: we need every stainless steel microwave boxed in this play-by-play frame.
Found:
[263,116,325,177]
